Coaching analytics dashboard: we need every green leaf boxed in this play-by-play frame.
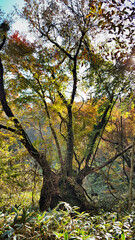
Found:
[121,230,125,240]
[64,231,69,240]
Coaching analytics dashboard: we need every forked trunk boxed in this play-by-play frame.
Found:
[39,171,92,212]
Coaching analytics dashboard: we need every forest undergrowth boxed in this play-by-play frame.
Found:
[0,201,135,240]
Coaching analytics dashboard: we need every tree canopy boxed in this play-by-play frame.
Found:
[0,0,135,211]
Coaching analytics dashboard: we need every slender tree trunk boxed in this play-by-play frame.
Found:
[66,106,73,176]
[129,136,135,212]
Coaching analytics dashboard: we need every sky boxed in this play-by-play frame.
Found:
[0,0,27,33]
[0,0,24,14]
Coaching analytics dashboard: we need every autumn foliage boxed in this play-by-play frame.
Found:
[8,31,35,56]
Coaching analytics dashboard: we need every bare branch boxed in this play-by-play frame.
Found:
[77,144,132,183]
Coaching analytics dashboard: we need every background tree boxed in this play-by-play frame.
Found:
[0,0,134,211]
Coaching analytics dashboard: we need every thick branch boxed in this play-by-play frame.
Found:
[0,124,16,133]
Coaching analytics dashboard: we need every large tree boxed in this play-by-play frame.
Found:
[0,0,134,211]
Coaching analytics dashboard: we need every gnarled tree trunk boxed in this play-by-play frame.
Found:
[39,172,92,212]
